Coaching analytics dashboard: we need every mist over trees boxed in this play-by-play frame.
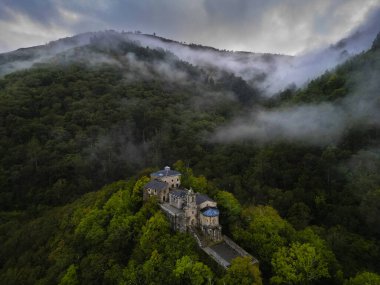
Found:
[1,31,380,284]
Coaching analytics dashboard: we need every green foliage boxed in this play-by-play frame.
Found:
[142,250,166,285]
[232,206,295,271]
[1,31,380,285]
[59,265,79,285]
[296,227,340,280]
[74,208,108,247]
[287,202,311,230]
[359,189,380,235]
[173,255,214,285]
[291,71,347,103]
[139,211,171,254]
[271,242,329,284]
[345,271,380,285]
[220,256,262,285]
[0,57,245,210]
[215,190,242,230]
[174,160,210,193]
[321,226,380,276]
[0,180,154,284]
[190,175,208,193]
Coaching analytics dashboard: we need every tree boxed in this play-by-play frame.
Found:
[74,209,108,248]
[59,264,79,285]
[215,191,242,225]
[359,189,380,235]
[132,176,150,197]
[190,175,208,193]
[221,256,262,285]
[142,250,167,285]
[296,227,340,281]
[173,160,209,192]
[121,260,142,285]
[27,136,42,170]
[271,242,329,284]
[232,206,295,270]
[287,202,311,230]
[103,181,135,215]
[174,255,213,285]
[345,271,380,285]
[174,160,193,187]
[139,211,170,255]
[105,214,135,254]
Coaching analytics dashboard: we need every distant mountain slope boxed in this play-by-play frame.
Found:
[1,7,379,95]
[0,30,285,77]
[0,36,261,210]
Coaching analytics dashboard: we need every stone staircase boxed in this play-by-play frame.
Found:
[188,226,206,248]
[188,227,259,269]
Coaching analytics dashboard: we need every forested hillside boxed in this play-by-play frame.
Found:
[1,31,380,284]
[0,33,259,210]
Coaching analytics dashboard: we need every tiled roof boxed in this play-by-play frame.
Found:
[196,193,214,205]
[170,189,187,199]
[201,207,220,217]
[143,180,168,192]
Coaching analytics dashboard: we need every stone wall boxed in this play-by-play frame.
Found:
[158,175,180,188]
[223,235,258,263]
[200,214,219,227]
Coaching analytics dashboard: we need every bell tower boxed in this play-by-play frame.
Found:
[185,188,197,227]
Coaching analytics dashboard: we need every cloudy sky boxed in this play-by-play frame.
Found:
[0,0,379,55]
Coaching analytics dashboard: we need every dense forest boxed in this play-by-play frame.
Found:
[1,31,380,284]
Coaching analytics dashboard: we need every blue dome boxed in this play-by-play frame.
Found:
[201,207,219,217]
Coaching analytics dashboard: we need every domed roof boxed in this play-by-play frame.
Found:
[201,207,220,217]
[151,167,181,178]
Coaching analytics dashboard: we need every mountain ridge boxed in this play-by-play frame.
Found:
[1,26,379,95]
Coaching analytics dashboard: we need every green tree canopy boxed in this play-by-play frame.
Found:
[215,190,242,226]
[271,242,329,285]
[173,255,213,285]
[139,211,171,255]
[345,271,380,285]
[232,206,295,269]
[221,256,262,285]
[59,264,79,285]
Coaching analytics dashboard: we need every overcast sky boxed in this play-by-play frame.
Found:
[0,0,379,55]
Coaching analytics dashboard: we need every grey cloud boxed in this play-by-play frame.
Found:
[125,7,380,94]
[1,0,61,26]
[212,104,348,145]
[257,6,380,93]
[211,94,379,146]
[203,0,261,22]
[211,60,380,146]
[0,0,379,55]
[1,1,380,98]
